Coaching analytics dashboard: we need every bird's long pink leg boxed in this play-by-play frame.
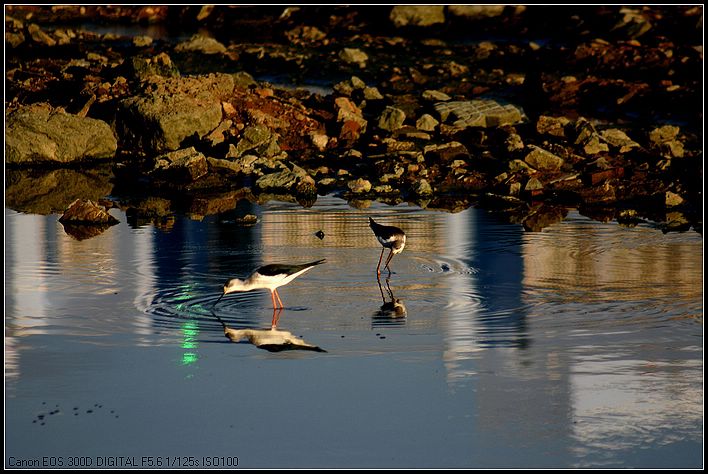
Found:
[274,289,284,309]
[270,290,278,310]
[376,247,385,275]
[384,249,395,273]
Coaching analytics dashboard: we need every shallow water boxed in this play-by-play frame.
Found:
[5,196,703,468]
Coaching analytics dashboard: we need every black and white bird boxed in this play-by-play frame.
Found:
[369,217,406,276]
[214,259,326,310]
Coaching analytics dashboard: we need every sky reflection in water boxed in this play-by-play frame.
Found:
[4,197,703,468]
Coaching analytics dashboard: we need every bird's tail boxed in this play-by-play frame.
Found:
[308,258,327,266]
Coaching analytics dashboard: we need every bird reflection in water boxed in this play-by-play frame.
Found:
[212,308,326,353]
[373,276,407,327]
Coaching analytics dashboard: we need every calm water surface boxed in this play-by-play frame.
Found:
[5,196,703,468]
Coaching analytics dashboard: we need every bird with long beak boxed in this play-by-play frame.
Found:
[214,259,326,310]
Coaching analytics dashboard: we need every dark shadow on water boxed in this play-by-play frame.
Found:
[372,276,407,329]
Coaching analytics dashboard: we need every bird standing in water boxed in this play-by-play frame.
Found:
[214,259,326,310]
[369,217,406,276]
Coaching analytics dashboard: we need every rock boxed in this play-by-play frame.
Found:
[424,142,469,162]
[117,73,234,153]
[6,103,117,165]
[600,129,640,153]
[574,118,609,155]
[649,125,684,158]
[151,147,209,182]
[416,113,439,132]
[339,48,368,67]
[285,25,326,44]
[127,53,180,81]
[256,169,298,191]
[524,177,544,191]
[505,132,525,152]
[309,132,329,151]
[347,178,372,194]
[133,35,153,47]
[378,106,406,131]
[422,90,451,102]
[612,7,653,39]
[233,125,280,158]
[175,34,227,54]
[649,125,680,144]
[390,6,446,27]
[448,5,507,20]
[508,159,535,173]
[536,115,571,138]
[524,146,564,171]
[435,99,526,128]
[232,71,257,88]
[363,86,384,100]
[665,191,685,207]
[7,31,25,48]
[59,199,119,225]
[27,23,56,46]
[413,178,433,196]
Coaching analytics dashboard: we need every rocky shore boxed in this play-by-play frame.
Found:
[5,5,703,233]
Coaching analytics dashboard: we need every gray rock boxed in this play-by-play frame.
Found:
[339,48,368,67]
[574,118,609,155]
[416,113,439,132]
[422,90,451,102]
[175,34,227,54]
[524,146,564,171]
[27,23,56,46]
[536,115,570,137]
[665,191,685,207]
[233,125,280,158]
[6,103,117,165]
[152,147,209,182]
[378,106,406,131]
[363,86,384,100]
[524,177,544,191]
[128,53,180,81]
[435,99,526,128]
[133,35,153,47]
[448,5,507,20]
[600,129,640,153]
[117,73,234,153]
[649,125,684,158]
[256,169,296,191]
[347,178,372,193]
[390,6,445,27]
[413,179,433,196]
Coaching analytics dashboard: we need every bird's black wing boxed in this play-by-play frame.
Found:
[257,259,326,276]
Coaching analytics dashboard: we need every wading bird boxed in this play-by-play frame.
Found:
[214,259,326,310]
[369,217,406,276]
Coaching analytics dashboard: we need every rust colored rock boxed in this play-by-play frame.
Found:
[59,199,119,225]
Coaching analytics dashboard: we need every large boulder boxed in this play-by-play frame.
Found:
[6,103,117,165]
[117,73,235,154]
